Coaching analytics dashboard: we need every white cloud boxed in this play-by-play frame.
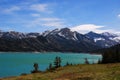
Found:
[42,22,64,27]
[25,17,65,28]
[3,6,21,13]
[71,24,104,31]
[3,2,52,13]
[30,4,51,13]
[38,18,64,27]
[70,24,118,34]
[2,3,52,14]
[39,18,62,21]
[118,14,120,17]
[31,13,41,17]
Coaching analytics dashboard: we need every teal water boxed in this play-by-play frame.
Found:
[0,52,102,78]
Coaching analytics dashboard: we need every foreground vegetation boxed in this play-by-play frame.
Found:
[1,63,120,80]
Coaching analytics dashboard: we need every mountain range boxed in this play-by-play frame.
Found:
[0,28,120,52]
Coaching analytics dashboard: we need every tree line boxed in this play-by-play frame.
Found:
[31,56,90,73]
[101,44,120,63]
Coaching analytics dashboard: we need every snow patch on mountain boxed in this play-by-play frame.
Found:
[94,38,105,42]
[109,37,120,43]
[101,32,120,43]
[73,32,78,41]
[42,30,51,36]
[101,32,118,38]
[58,32,65,37]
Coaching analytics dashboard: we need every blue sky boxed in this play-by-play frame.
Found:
[0,0,120,33]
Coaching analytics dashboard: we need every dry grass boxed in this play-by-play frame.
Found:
[1,63,120,80]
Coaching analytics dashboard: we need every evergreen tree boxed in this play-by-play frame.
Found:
[85,58,89,64]
[31,63,40,73]
[54,56,62,68]
[49,63,53,70]
[70,63,73,66]
[34,63,38,71]
[98,59,101,64]
[101,44,120,63]
[58,57,61,67]
[65,62,70,66]
[54,56,59,68]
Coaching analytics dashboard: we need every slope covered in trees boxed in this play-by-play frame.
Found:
[102,44,120,63]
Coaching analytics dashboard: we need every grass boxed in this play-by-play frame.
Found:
[1,63,120,80]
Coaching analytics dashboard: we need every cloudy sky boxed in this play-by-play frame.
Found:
[0,0,120,33]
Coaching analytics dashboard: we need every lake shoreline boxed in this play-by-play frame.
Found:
[0,52,101,78]
[0,51,101,55]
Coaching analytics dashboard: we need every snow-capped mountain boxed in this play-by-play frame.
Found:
[0,28,99,52]
[26,33,41,38]
[85,31,120,48]
[0,30,41,39]
[101,32,120,43]
[42,28,99,52]
[0,28,119,52]
[42,30,51,37]
[0,31,26,39]
[43,28,94,42]
[101,32,118,38]
[43,28,79,41]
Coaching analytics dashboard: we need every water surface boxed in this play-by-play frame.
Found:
[0,52,102,78]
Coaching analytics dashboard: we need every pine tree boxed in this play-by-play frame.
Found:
[54,56,59,68]
[98,59,101,64]
[58,57,61,67]
[34,63,38,71]
[65,62,70,66]
[49,63,52,70]
[31,63,40,73]
[101,44,120,63]
[54,56,62,68]
[85,58,89,64]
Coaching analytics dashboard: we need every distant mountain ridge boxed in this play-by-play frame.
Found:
[0,28,120,52]
[85,31,120,48]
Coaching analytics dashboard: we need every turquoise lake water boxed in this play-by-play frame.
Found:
[0,52,102,78]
